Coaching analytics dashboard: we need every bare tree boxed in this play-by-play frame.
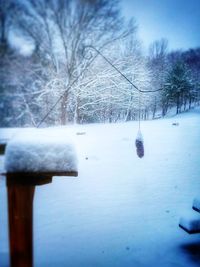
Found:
[147,38,169,117]
[9,0,135,124]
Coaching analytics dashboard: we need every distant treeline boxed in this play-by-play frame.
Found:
[0,0,200,127]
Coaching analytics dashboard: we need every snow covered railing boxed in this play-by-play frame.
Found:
[3,129,78,177]
[179,198,200,234]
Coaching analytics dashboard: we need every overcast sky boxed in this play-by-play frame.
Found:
[121,0,200,51]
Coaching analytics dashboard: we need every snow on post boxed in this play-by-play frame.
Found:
[4,129,78,174]
[193,198,200,212]
[179,211,200,234]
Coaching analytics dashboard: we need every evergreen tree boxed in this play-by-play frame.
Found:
[163,62,192,114]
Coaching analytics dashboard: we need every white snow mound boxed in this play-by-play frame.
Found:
[193,197,200,212]
[4,129,78,173]
[136,129,143,142]
[179,211,200,233]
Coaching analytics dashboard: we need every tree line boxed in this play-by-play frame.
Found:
[0,0,200,127]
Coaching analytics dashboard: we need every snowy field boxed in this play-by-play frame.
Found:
[0,108,200,267]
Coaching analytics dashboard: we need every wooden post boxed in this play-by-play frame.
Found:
[6,171,77,267]
[7,177,35,267]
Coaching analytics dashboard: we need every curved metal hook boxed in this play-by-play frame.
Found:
[81,45,96,60]
[81,45,163,94]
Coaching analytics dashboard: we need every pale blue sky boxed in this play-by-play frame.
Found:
[121,0,200,51]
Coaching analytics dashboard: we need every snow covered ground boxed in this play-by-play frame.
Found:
[0,108,200,267]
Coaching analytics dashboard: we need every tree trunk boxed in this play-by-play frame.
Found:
[184,97,187,111]
[152,97,157,119]
[189,96,192,109]
[0,14,6,44]
[176,94,180,114]
[61,92,68,125]
[74,95,80,124]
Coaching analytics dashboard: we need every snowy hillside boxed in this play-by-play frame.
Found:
[0,108,200,267]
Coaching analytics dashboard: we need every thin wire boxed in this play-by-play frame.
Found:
[89,46,163,94]
[37,94,65,128]
[36,50,99,128]
[36,45,163,127]
[138,91,141,131]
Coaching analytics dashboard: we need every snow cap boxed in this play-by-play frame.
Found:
[136,130,143,142]
[4,129,78,173]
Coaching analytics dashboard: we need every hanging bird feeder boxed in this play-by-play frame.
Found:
[135,91,144,158]
[135,130,144,158]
